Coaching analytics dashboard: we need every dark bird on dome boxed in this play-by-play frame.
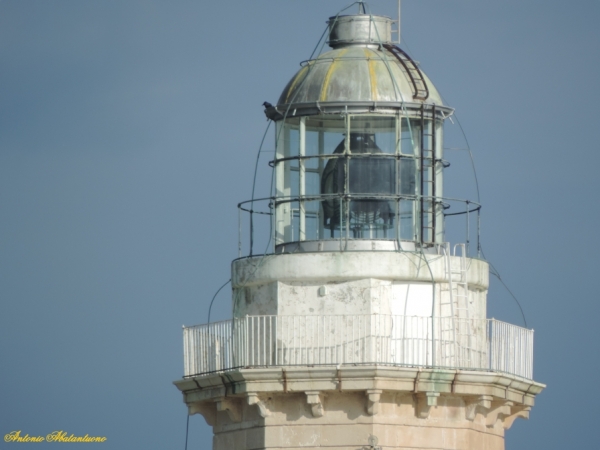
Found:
[263,101,273,109]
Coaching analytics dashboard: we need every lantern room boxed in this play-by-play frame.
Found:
[264,13,455,253]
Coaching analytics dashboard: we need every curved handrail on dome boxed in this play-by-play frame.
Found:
[382,44,429,101]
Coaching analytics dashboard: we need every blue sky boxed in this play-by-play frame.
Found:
[1,1,599,448]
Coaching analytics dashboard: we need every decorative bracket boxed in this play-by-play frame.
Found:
[486,401,513,428]
[465,395,493,421]
[216,397,242,423]
[188,402,217,427]
[504,405,531,430]
[247,392,271,418]
[305,391,324,418]
[415,392,440,419]
[366,390,382,416]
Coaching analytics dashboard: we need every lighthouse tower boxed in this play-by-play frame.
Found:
[175,10,544,450]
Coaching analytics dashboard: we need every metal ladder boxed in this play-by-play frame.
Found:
[452,244,470,315]
[439,243,456,366]
[439,243,473,367]
[451,244,474,367]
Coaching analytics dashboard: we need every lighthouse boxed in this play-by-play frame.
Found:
[174,8,544,450]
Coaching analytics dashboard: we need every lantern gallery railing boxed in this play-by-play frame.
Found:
[182,315,534,380]
[237,195,481,257]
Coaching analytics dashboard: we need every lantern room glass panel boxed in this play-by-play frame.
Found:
[273,111,443,248]
[349,116,397,154]
[400,117,420,155]
[275,116,346,245]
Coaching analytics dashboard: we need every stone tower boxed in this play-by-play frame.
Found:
[175,10,544,450]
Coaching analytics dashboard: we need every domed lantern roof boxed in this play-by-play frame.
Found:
[266,14,448,121]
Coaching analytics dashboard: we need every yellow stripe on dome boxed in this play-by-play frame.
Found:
[366,48,378,101]
[285,64,310,104]
[319,48,349,102]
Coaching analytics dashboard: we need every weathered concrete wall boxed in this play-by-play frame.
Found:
[232,252,488,322]
[232,252,488,288]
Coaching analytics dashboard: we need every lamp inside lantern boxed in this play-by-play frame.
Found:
[321,132,396,238]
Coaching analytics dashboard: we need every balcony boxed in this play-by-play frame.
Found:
[182,315,534,380]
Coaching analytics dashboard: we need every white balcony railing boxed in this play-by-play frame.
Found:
[182,315,534,380]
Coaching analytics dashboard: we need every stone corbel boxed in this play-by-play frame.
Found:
[216,397,242,423]
[188,402,217,427]
[503,405,531,430]
[366,390,382,416]
[247,392,271,418]
[486,401,513,428]
[465,395,493,421]
[415,392,440,419]
[305,391,324,418]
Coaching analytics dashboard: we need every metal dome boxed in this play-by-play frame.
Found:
[266,14,447,120]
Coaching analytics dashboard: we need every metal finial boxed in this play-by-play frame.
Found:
[398,0,402,44]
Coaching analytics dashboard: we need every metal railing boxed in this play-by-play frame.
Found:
[182,315,534,380]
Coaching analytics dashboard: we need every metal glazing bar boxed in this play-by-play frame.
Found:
[419,105,425,244]
[299,117,306,241]
[339,197,343,251]
[318,128,325,240]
